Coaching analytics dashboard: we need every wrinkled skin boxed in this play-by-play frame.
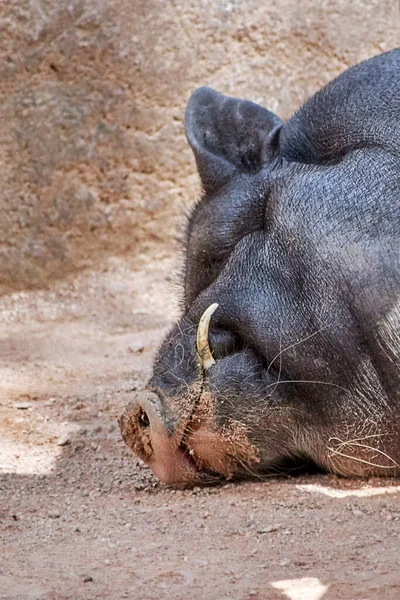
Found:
[120,50,400,485]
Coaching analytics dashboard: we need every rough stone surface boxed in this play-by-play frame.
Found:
[0,0,399,291]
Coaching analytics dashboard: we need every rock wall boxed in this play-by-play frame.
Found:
[0,0,398,291]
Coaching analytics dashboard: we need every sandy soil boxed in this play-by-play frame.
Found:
[1,256,399,600]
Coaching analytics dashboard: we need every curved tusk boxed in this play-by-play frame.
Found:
[196,303,219,370]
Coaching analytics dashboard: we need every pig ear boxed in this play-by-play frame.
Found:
[185,87,282,193]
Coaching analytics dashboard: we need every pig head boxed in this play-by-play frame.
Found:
[120,49,400,485]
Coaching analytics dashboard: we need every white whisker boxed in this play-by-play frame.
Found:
[265,379,350,394]
[266,323,332,374]
[327,447,398,470]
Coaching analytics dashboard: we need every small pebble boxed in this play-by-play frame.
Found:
[258,524,281,534]
[128,342,144,354]
[48,511,61,519]
[83,575,93,583]
[57,434,71,447]
[279,558,291,567]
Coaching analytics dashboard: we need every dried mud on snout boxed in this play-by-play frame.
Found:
[1,257,400,600]
[119,386,260,485]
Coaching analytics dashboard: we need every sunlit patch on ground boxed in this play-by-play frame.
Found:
[0,419,83,475]
[271,577,329,600]
[0,437,62,475]
[296,483,400,498]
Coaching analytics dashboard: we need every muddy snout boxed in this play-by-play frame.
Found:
[118,391,199,485]
[118,391,165,462]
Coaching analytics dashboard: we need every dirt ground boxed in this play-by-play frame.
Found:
[1,255,399,600]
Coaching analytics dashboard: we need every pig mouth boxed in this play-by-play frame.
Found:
[119,385,260,486]
[177,437,226,483]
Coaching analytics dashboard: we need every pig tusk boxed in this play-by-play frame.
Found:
[196,303,219,370]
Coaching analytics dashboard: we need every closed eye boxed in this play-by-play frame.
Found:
[209,327,286,382]
[208,329,243,361]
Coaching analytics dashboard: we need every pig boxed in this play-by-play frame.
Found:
[119,49,400,485]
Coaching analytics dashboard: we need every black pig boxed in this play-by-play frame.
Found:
[120,50,400,485]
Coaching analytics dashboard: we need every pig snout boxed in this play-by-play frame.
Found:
[118,391,198,485]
